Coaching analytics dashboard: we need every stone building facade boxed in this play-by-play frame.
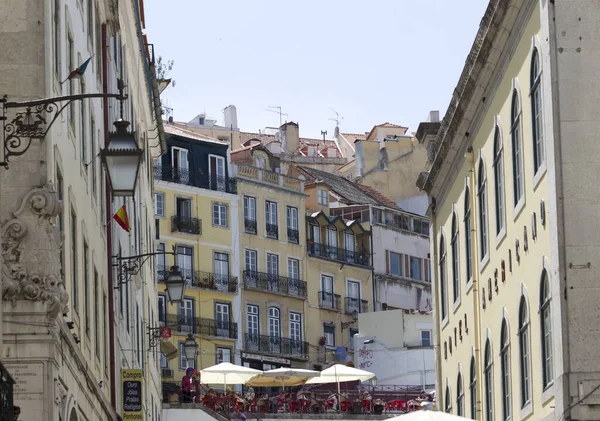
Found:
[418,0,600,420]
[0,0,164,420]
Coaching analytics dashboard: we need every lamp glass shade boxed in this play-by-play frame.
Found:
[164,266,185,303]
[101,120,143,197]
[183,334,198,360]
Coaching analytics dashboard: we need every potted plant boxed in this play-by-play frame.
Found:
[318,336,327,346]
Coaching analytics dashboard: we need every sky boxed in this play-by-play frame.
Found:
[144,0,489,139]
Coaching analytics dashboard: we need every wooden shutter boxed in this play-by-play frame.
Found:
[424,259,429,282]
[385,250,390,273]
[404,255,410,277]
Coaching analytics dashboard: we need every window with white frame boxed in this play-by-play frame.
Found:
[317,189,328,205]
[289,312,302,342]
[323,324,335,347]
[247,305,259,335]
[511,90,524,206]
[531,48,544,172]
[161,352,168,368]
[349,327,359,351]
[213,203,228,227]
[421,330,432,346]
[216,347,231,364]
[410,256,422,281]
[179,342,196,370]
[245,249,257,272]
[154,193,164,217]
[287,258,300,280]
[244,196,256,221]
[158,295,166,326]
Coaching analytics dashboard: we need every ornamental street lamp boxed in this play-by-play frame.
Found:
[183,333,199,361]
[164,266,185,304]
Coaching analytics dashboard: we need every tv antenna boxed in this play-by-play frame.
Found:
[321,130,328,141]
[329,107,344,128]
[266,106,288,126]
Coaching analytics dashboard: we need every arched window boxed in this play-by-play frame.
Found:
[470,356,477,419]
[439,237,448,319]
[477,160,489,259]
[457,373,465,416]
[511,90,524,205]
[519,296,531,407]
[530,48,544,172]
[540,270,553,387]
[464,186,473,282]
[70,408,79,421]
[500,320,511,420]
[484,340,494,421]
[268,307,280,337]
[493,127,505,234]
[445,385,452,413]
[451,214,460,302]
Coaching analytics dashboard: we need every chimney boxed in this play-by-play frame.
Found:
[427,110,440,123]
[223,105,238,129]
[280,122,299,156]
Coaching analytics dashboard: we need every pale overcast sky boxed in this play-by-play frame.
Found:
[144,0,488,139]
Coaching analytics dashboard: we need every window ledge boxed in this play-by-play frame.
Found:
[495,226,507,248]
[532,164,547,191]
[466,278,474,294]
[541,382,554,405]
[441,316,449,330]
[513,196,526,221]
[479,253,490,273]
[520,401,533,420]
[452,297,462,314]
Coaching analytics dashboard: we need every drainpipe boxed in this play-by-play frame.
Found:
[369,206,376,312]
[102,23,117,410]
[465,148,483,420]
[428,198,443,406]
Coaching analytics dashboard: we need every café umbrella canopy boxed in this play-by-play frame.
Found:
[387,411,469,420]
[101,119,143,197]
[200,362,262,392]
[305,364,375,400]
[247,368,320,387]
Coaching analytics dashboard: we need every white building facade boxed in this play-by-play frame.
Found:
[0,0,164,420]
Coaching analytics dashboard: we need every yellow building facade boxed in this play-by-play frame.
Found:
[235,161,310,370]
[154,125,240,380]
[418,2,557,419]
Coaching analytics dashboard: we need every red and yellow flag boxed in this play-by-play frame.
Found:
[113,205,131,232]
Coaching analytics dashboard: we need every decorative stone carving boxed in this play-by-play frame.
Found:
[1,182,68,318]
[54,378,67,405]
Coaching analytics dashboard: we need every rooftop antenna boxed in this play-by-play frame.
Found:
[329,107,344,128]
[266,106,288,126]
[321,130,327,141]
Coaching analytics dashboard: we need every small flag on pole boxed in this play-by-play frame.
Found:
[60,56,93,85]
[112,205,131,233]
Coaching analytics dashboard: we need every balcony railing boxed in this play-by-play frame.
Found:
[244,218,257,235]
[0,362,14,421]
[244,333,309,359]
[157,266,238,293]
[308,242,371,267]
[164,314,238,339]
[155,165,237,194]
[243,270,307,298]
[266,223,278,239]
[345,297,369,314]
[287,228,299,244]
[171,215,202,235]
[318,291,342,311]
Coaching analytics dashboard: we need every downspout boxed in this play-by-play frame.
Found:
[466,148,483,421]
[428,199,443,407]
[369,206,376,312]
[102,23,117,410]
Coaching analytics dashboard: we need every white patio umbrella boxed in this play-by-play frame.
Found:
[200,362,262,392]
[305,364,374,400]
[387,411,469,420]
[246,367,320,387]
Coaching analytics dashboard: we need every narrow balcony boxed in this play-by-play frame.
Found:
[242,270,307,298]
[308,242,371,267]
[287,227,299,244]
[244,218,257,235]
[244,333,309,360]
[171,215,202,235]
[345,297,369,314]
[318,291,342,311]
[165,314,238,339]
[157,266,238,293]
[266,223,278,239]
[155,165,237,194]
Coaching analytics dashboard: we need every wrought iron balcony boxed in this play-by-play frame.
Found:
[318,291,342,311]
[155,165,237,194]
[0,362,14,421]
[307,242,371,267]
[242,270,307,298]
[244,218,257,235]
[157,266,238,293]
[345,297,369,314]
[165,314,238,339]
[171,215,202,235]
[266,223,278,239]
[287,228,299,244]
[244,333,309,360]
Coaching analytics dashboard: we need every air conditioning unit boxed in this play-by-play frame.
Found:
[162,369,174,378]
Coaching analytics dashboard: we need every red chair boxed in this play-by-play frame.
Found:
[362,399,372,413]
[341,401,352,412]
